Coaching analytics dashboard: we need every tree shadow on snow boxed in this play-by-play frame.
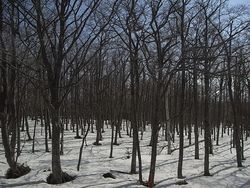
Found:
[240,179,250,188]
[156,163,250,187]
[0,180,45,187]
[81,180,139,188]
[156,173,204,188]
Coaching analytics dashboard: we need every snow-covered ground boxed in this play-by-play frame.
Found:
[0,121,250,188]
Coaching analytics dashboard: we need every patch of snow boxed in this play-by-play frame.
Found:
[0,121,249,188]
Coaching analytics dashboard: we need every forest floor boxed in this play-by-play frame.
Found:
[0,121,250,188]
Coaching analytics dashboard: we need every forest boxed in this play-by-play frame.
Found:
[0,0,250,187]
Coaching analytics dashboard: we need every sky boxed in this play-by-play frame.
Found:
[229,0,250,5]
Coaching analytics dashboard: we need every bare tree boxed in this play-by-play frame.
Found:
[18,0,119,183]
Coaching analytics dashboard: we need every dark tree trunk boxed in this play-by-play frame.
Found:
[50,106,63,183]
[109,122,115,158]
[193,65,199,159]
[32,116,38,153]
[60,122,64,155]
[177,1,187,178]
[77,121,90,171]
[178,70,185,179]
[44,109,49,152]
[216,76,224,146]
[148,82,160,187]
[24,110,32,141]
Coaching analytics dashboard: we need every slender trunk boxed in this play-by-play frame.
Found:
[165,91,171,154]
[148,95,160,187]
[178,71,185,178]
[193,66,199,159]
[177,2,186,178]
[109,122,114,158]
[228,83,242,167]
[148,69,162,186]
[94,118,102,145]
[21,109,25,131]
[32,116,38,153]
[130,52,138,174]
[44,109,49,152]
[226,31,242,167]
[114,123,120,145]
[188,121,191,146]
[25,111,32,140]
[241,124,245,160]
[204,66,210,176]
[204,9,211,176]
[126,120,129,136]
[77,121,90,171]
[47,110,52,139]
[16,116,21,159]
[60,122,64,155]
[216,76,223,146]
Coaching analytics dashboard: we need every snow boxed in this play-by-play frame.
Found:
[0,120,250,188]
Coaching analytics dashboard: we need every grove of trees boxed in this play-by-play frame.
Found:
[0,0,250,187]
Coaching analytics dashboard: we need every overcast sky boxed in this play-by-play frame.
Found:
[229,0,250,5]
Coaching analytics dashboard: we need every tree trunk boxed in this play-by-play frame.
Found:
[178,71,185,179]
[165,91,171,155]
[24,110,32,141]
[44,109,49,152]
[77,121,90,171]
[204,60,211,176]
[32,116,38,153]
[50,106,63,183]
[60,122,64,155]
[148,74,161,186]
[109,122,115,158]
[216,76,223,146]
[193,65,199,159]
